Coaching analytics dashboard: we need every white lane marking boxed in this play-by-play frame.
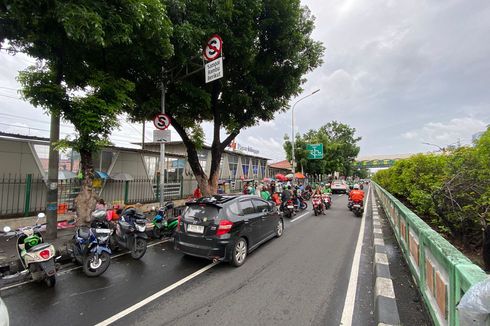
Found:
[94,262,217,326]
[290,211,309,223]
[374,238,385,246]
[340,186,370,326]
[1,239,172,290]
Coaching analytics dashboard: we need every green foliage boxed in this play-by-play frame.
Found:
[373,127,490,250]
[2,0,173,157]
[283,121,361,176]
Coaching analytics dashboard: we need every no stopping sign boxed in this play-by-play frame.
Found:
[203,34,223,61]
[153,113,171,130]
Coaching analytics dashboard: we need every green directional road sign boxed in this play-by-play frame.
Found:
[306,143,323,159]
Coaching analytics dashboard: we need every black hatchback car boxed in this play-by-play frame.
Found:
[174,195,284,267]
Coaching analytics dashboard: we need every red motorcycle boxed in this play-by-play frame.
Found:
[282,199,295,219]
[321,194,332,210]
[312,195,325,216]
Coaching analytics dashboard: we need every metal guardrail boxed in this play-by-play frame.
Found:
[372,181,488,326]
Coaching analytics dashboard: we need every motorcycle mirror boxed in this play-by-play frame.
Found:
[37,212,46,219]
[3,226,11,233]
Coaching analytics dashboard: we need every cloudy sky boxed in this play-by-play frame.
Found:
[1,0,489,162]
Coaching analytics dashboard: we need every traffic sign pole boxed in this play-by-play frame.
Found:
[160,69,166,206]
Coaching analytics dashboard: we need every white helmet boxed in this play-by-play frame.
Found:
[353,184,360,190]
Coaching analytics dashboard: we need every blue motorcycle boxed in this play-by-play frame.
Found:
[69,211,112,277]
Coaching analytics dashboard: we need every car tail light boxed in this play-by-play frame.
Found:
[216,219,233,236]
[39,249,51,260]
[177,215,181,232]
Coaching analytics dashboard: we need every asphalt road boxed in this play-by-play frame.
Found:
[2,191,375,326]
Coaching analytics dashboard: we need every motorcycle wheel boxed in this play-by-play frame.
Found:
[301,202,308,210]
[83,252,111,277]
[152,227,162,239]
[314,209,318,216]
[131,238,147,260]
[45,275,56,287]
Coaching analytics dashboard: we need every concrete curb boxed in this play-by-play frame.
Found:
[371,196,401,326]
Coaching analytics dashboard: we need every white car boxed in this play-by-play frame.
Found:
[331,181,348,194]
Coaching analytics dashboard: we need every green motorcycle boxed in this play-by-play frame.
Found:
[151,202,178,239]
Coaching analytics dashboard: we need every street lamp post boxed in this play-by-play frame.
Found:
[291,89,320,183]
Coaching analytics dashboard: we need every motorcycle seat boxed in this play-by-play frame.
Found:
[77,227,91,239]
[27,243,51,252]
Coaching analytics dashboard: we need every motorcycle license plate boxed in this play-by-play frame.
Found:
[353,205,361,208]
[95,228,111,234]
[187,224,204,234]
[287,205,294,209]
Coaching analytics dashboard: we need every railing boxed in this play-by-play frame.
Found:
[372,181,488,326]
[0,174,182,218]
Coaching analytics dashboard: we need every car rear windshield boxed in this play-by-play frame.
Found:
[183,204,221,221]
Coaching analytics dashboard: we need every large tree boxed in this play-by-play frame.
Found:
[1,0,173,225]
[284,121,361,176]
[128,0,324,195]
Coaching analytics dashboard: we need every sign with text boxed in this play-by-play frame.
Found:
[153,129,171,143]
[306,143,323,159]
[205,57,223,83]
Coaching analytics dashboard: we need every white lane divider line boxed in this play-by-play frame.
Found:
[290,211,309,223]
[340,186,371,326]
[94,262,217,326]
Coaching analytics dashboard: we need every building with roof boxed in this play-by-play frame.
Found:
[268,159,292,177]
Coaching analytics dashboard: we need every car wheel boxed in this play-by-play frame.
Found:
[275,219,284,238]
[230,237,247,267]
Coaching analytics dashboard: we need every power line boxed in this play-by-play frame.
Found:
[0,86,19,91]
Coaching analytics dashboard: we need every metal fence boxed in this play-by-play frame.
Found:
[0,174,182,218]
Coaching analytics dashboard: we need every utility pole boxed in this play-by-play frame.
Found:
[142,121,146,150]
[45,113,59,239]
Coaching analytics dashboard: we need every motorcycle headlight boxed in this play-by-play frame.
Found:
[135,223,146,232]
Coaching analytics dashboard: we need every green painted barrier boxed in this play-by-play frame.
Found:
[372,181,488,326]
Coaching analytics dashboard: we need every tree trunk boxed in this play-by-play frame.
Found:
[75,148,97,225]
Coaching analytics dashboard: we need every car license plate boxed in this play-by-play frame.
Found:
[187,224,204,234]
[287,205,294,209]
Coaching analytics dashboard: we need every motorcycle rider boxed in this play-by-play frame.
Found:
[348,184,365,208]
[280,185,292,211]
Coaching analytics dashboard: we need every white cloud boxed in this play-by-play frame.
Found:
[403,117,487,147]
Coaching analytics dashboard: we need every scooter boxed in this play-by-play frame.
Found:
[151,202,178,239]
[110,208,148,259]
[2,213,58,287]
[312,195,325,216]
[282,199,295,219]
[352,200,364,217]
[321,194,332,210]
[69,210,112,277]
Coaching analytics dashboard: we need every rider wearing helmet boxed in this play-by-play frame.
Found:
[349,184,365,204]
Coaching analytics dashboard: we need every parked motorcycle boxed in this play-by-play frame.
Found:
[69,210,111,277]
[2,213,58,287]
[110,208,148,259]
[312,195,325,216]
[151,202,177,239]
[352,200,364,217]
